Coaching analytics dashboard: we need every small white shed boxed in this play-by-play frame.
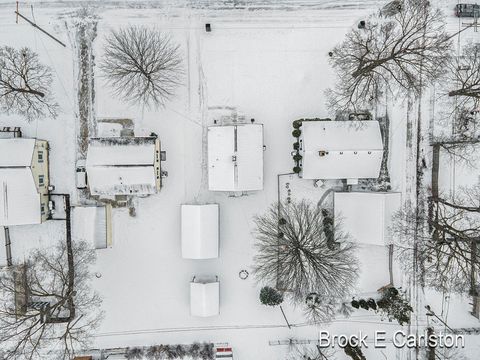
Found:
[334,192,402,246]
[190,279,220,317]
[181,204,219,259]
[72,205,112,249]
[208,123,264,191]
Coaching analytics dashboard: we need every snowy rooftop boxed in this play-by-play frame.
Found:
[207,124,264,191]
[334,191,402,246]
[0,168,41,226]
[181,204,219,259]
[300,120,383,180]
[72,206,111,249]
[0,138,41,226]
[0,138,35,167]
[86,137,160,196]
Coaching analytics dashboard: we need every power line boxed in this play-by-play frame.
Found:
[14,10,66,47]
[94,318,429,338]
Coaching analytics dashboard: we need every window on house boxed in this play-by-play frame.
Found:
[41,204,45,215]
[38,151,44,163]
[38,175,45,186]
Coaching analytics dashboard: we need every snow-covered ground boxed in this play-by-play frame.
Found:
[1,0,479,359]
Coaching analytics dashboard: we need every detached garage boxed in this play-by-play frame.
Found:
[190,278,220,317]
[181,204,219,259]
[334,191,402,246]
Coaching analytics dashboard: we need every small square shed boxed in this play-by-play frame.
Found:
[190,280,220,317]
[181,204,219,259]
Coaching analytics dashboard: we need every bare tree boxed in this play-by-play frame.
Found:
[0,241,102,360]
[435,44,480,143]
[0,46,58,121]
[326,0,451,112]
[419,345,471,360]
[285,340,336,360]
[303,292,336,324]
[392,185,480,295]
[446,44,480,101]
[432,138,479,168]
[100,26,183,107]
[253,200,358,320]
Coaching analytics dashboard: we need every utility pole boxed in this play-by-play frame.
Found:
[14,8,66,47]
[427,327,435,360]
[425,305,455,332]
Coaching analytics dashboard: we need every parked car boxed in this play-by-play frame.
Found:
[455,3,480,17]
[76,159,87,189]
[48,200,55,216]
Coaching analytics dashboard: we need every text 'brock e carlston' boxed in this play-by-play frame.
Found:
[317,330,465,349]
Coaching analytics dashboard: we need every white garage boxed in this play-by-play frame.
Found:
[190,278,220,317]
[181,204,219,259]
[334,191,402,246]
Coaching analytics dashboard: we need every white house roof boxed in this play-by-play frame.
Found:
[334,191,402,246]
[300,121,383,180]
[86,141,155,166]
[0,139,35,167]
[87,166,156,196]
[86,137,158,196]
[181,204,219,259]
[0,168,41,226]
[190,281,220,317]
[208,124,263,191]
[72,206,108,249]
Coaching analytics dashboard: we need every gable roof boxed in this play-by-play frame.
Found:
[86,138,155,166]
[86,137,159,196]
[0,139,35,167]
[300,121,383,180]
[0,168,41,226]
[334,191,401,246]
[181,204,219,259]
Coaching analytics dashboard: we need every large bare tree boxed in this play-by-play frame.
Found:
[446,44,480,101]
[0,46,58,121]
[0,241,102,360]
[435,44,480,146]
[253,200,358,322]
[392,185,480,295]
[100,26,183,107]
[326,0,451,112]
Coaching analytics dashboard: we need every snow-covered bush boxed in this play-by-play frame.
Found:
[259,286,284,306]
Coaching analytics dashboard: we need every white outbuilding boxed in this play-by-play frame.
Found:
[72,205,113,249]
[181,204,219,259]
[208,123,264,192]
[334,191,402,246]
[190,279,220,317]
[299,120,383,182]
